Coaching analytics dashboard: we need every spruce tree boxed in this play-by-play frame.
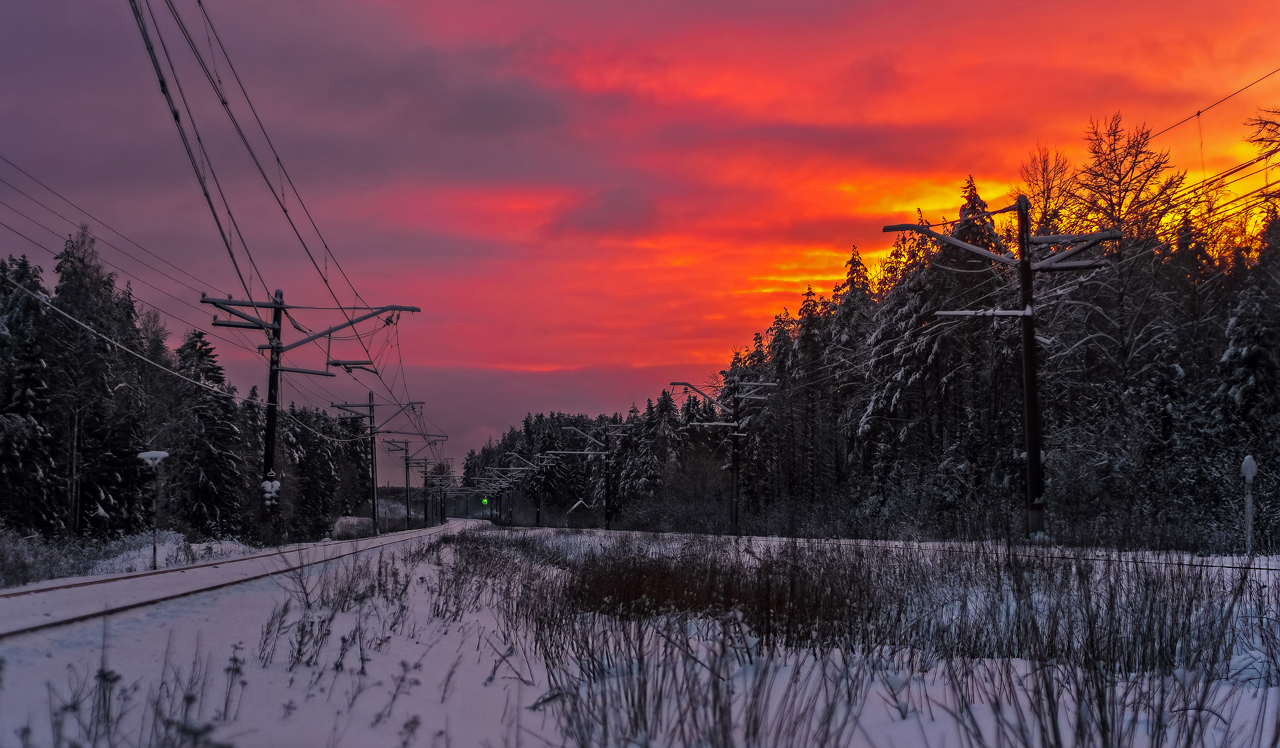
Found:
[0,257,60,533]
[50,227,147,536]
[171,330,244,538]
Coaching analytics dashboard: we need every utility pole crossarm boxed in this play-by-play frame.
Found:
[374,401,425,432]
[278,366,336,377]
[201,296,281,330]
[670,381,732,416]
[1027,229,1121,245]
[1037,261,1105,272]
[935,308,1032,318]
[267,305,421,353]
[561,426,605,448]
[1031,229,1121,270]
[882,224,1017,266]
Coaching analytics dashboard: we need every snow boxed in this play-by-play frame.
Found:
[88,531,256,576]
[0,521,561,747]
[6,523,1280,747]
[0,526,462,637]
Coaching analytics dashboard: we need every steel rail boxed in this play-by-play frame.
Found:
[0,520,470,641]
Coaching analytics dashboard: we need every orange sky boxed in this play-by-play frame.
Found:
[335,0,1280,371]
[2,0,1279,456]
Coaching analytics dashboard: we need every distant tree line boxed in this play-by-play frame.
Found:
[466,112,1280,551]
[0,228,370,542]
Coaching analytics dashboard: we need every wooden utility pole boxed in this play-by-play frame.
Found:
[884,198,1118,539]
[1015,198,1046,535]
[673,379,777,536]
[1243,454,1258,555]
[730,380,741,535]
[549,425,625,530]
[369,392,378,534]
[203,291,421,541]
[262,290,285,537]
[604,432,614,530]
[332,396,438,537]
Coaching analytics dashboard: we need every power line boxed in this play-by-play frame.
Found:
[0,218,366,444]
[0,207,359,422]
[127,0,265,315]
[0,162,385,421]
[0,154,224,296]
[163,0,433,439]
[127,0,440,448]
[1151,65,1280,140]
[0,203,263,355]
[130,1,434,455]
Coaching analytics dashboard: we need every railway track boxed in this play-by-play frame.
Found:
[0,519,475,641]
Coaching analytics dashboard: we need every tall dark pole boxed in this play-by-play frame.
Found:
[730,377,740,537]
[150,467,160,571]
[369,391,379,536]
[404,451,411,530]
[604,432,613,531]
[1017,196,1046,536]
[261,289,284,542]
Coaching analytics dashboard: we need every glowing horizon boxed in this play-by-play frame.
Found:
[2,0,1279,456]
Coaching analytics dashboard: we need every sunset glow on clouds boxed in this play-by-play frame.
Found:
[2,0,1279,456]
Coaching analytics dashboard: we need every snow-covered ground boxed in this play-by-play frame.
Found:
[0,521,560,747]
[4,523,1280,747]
[88,531,257,576]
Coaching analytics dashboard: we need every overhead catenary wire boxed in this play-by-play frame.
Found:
[127,0,266,318]
[130,0,435,443]
[144,0,270,303]
[0,218,368,445]
[1151,64,1280,140]
[156,0,433,441]
[0,159,380,418]
[0,155,225,296]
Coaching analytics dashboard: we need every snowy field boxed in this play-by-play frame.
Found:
[0,529,260,591]
[4,523,1280,747]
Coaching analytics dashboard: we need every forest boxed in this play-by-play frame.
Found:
[465,112,1280,552]
[0,228,372,542]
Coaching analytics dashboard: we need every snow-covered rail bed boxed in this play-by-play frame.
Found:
[8,523,1280,747]
[0,520,477,640]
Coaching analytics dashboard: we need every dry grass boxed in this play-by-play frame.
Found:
[424,527,1280,748]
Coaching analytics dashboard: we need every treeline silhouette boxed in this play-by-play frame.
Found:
[465,113,1280,551]
[0,227,369,541]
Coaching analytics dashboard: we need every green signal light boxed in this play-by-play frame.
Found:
[482,498,489,505]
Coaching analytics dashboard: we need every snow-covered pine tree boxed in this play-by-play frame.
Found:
[281,405,341,540]
[830,248,875,474]
[170,330,244,538]
[50,226,148,536]
[1214,281,1280,437]
[0,257,61,533]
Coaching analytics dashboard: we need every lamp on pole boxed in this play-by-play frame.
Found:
[1243,454,1258,555]
[138,450,169,570]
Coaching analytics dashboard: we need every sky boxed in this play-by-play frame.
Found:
[1,0,1279,478]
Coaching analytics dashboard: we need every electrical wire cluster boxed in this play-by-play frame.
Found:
[0,0,446,469]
